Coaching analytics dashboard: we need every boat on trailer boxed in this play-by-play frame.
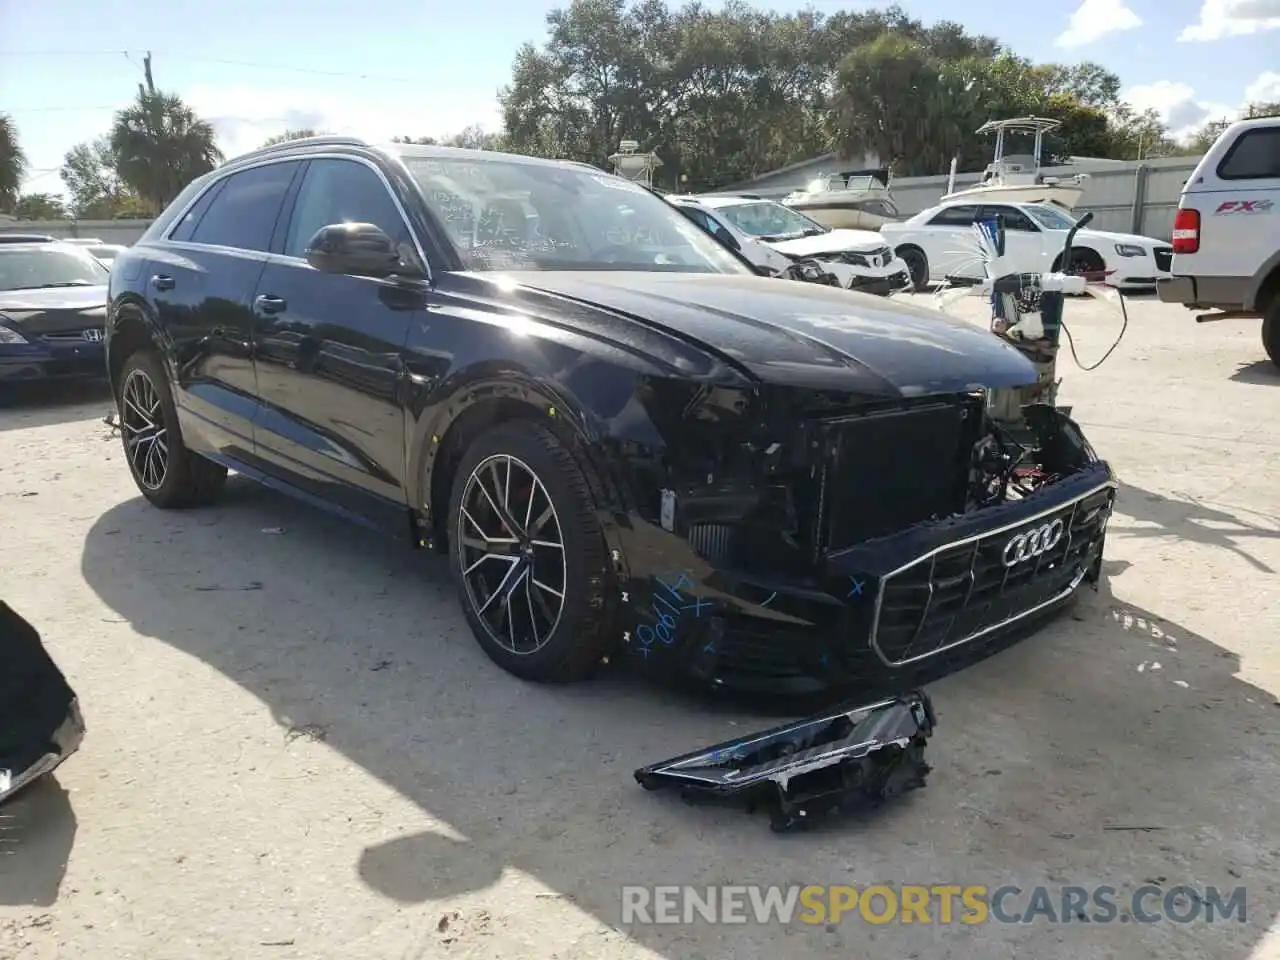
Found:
[942,117,1089,210]
[780,167,902,230]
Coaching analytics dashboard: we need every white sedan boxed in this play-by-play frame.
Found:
[879,199,1174,292]
[668,194,911,294]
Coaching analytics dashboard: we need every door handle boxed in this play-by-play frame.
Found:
[150,274,175,291]
[254,294,287,315]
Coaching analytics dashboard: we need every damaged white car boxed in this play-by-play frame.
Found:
[667,194,912,295]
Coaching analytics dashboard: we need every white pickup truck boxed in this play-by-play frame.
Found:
[1157,115,1280,368]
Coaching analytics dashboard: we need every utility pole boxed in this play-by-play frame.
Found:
[137,50,155,98]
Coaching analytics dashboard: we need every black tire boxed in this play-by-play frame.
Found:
[1263,297,1280,370]
[897,246,929,290]
[446,419,615,682]
[1062,246,1105,277]
[117,350,227,509]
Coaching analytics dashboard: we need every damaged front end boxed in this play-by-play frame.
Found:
[635,690,934,832]
[605,375,1116,694]
[1,601,85,804]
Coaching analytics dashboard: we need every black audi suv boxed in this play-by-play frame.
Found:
[105,137,1116,694]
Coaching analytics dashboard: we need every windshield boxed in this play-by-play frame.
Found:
[714,201,828,241]
[88,246,122,261]
[0,247,109,291]
[1023,204,1079,231]
[401,155,751,274]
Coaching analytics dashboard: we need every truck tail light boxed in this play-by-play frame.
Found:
[1172,208,1200,254]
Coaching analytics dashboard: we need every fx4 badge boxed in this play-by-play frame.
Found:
[1214,200,1274,215]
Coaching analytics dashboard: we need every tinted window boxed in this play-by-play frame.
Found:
[284,158,413,259]
[169,180,225,242]
[188,162,300,251]
[928,205,978,226]
[980,206,1037,231]
[1217,128,1280,180]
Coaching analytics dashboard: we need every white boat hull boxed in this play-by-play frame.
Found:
[941,182,1086,210]
[782,200,895,231]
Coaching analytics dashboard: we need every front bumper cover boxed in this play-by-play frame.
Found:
[620,459,1116,694]
[636,690,934,832]
[0,338,107,383]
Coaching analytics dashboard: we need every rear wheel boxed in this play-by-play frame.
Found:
[897,247,929,290]
[117,350,227,508]
[1264,298,1280,370]
[446,420,615,682]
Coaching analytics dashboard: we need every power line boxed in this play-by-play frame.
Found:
[0,49,428,84]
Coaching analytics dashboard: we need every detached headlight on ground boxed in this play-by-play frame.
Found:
[1114,244,1146,257]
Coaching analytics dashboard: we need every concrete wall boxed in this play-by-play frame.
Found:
[0,219,153,245]
[727,154,1204,242]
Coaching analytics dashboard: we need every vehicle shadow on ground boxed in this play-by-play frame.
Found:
[79,482,1280,959]
[1229,360,1279,386]
[0,776,77,907]
[1115,481,1279,574]
[0,381,112,433]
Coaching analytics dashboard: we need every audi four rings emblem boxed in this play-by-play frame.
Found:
[1002,518,1065,567]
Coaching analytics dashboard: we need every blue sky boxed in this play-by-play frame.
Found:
[2,0,1277,197]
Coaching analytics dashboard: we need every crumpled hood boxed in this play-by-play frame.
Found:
[0,284,108,335]
[769,228,889,257]
[1080,229,1170,249]
[490,271,1036,397]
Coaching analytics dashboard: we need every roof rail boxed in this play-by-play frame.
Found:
[227,135,370,166]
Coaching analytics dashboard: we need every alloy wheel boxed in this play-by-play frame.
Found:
[457,453,567,655]
[120,368,169,490]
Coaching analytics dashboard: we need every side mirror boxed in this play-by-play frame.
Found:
[305,222,417,280]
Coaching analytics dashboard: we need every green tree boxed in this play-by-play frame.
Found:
[442,125,508,150]
[0,113,27,212]
[392,135,439,145]
[60,137,149,219]
[12,193,67,220]
[259,128,324,148]
[109,90,222,214]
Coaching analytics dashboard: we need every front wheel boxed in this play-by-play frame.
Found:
[897,247,929,290]
[117,350,227,508]
[446,420,615,682]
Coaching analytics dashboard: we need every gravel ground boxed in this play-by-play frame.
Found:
[1,293,1278,960]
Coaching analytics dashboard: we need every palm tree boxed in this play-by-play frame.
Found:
[0,113,28,213]
[109,91,222,215]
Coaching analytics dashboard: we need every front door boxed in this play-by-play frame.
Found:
[976,204,1050,278]
[250,156,429,527]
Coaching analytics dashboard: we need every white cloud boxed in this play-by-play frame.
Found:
[182,84,504,162]
[1179,0,1280,40]
[1244,70,1280,104]
[1055,0,1143,48]
[1122,70,1278,141]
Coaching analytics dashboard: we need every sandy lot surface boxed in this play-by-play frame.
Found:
[1,293,1278,960]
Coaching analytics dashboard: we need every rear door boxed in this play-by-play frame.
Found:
[150,160,302,459]
[920,204,981,280]
[249,156,428,526]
